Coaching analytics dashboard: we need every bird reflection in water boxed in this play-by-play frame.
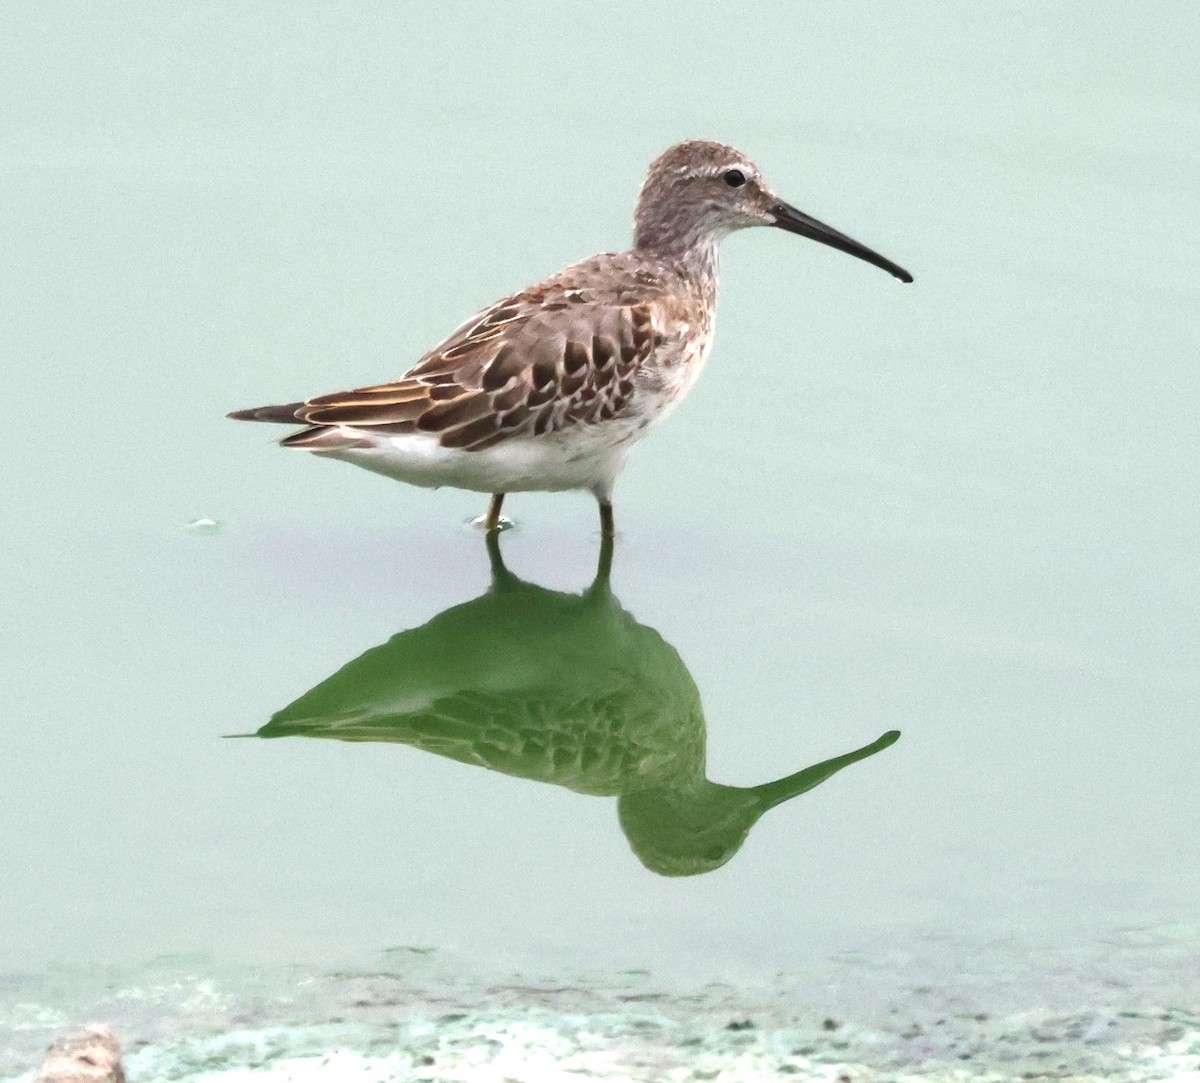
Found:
[254,536,899,876]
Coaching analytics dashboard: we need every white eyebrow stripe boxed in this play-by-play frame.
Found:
[709,162,753,176]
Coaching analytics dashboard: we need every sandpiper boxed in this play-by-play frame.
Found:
[230,140,912,534]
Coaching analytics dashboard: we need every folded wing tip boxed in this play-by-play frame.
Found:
[280,426,373,450]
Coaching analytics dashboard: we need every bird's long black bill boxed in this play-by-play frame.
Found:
[772,200,913,283]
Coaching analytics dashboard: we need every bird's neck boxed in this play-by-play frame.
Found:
[635,233,721,304]
[679,235,721,297]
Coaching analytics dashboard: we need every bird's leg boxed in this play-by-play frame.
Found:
[582,515,616,604]
[598,500,615,538]
[484,493,505,532]
[596,531,614,584]
[484,527,523,591]
[582,532,615,603]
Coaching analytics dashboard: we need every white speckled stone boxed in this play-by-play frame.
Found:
[36,1025,124,1083]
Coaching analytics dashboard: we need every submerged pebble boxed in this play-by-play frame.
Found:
[35,1025,125,1083]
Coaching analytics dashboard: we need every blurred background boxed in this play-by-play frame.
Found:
[1,1,1198,986]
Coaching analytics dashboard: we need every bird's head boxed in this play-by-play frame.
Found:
[634,139,911,283]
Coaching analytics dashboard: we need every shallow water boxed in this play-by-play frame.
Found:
[3,2,1198,1079]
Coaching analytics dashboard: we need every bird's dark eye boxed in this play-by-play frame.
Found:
[723,169,746,188]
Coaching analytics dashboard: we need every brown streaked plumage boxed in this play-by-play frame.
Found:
[230,140,912,535]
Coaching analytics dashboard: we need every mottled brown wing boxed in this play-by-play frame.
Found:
[290,296,662,452]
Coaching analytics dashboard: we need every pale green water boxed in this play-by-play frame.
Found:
[2,0,1199,1001]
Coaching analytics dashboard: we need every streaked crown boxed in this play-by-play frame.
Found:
[634,139,778,253]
